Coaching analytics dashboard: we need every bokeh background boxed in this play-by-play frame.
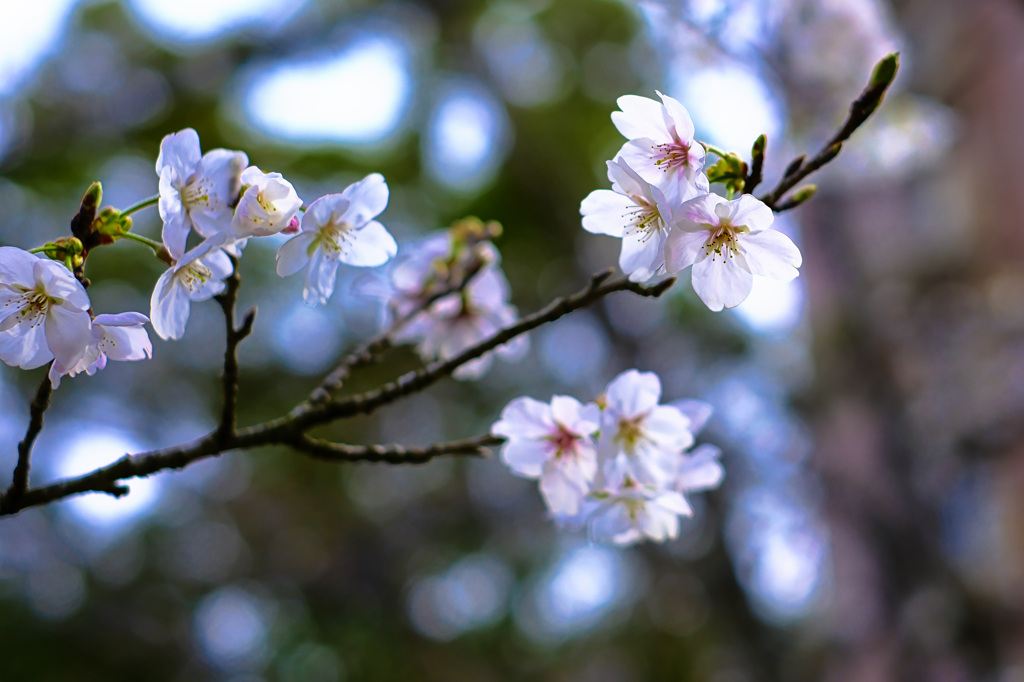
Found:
[0,0,1020,680]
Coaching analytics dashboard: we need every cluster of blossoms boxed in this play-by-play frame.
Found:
[580,92,803,311]
[492,369,723,546]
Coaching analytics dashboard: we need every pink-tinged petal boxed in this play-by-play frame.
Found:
[580,190,633,237]
[340,220,398,267]
[276,232,316,277]
[550,395,591,434]
[0,246,39,284]
[678,444,724,492]
[614,138,663,184]
[0,324,52,369]
[304,194,348,231]
[492,396,555,440]
[0,288,25,327]
[500,439,550,478]
[664,227,711,273]
[728,194,774,232]
[156,128,201,177]
[691,253,754,311]
[619,231,664,282]
[655,91,695,142]
[340,173,389,227]
[34,260,89,309]
[150,269,190,340]
[44,305,92,369]
[669,399,713,433]
[539,466,589,515]
[606,158,648,197]
[605,369,661,417]
[611,95,669,141]
[303,247,340,305]
[740,230,802,280]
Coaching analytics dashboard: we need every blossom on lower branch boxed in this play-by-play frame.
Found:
[150,240,233,340]
[492,369,724,546]
[49,312,152,388]
[0,247,92,370]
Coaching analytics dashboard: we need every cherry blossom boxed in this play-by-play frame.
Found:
[491,395,601,515]
[665,193,802,311]
[150,240,234,340]
[584,478,695,546]
[49,312,153,388]
[0,247,92,370]
[276,173,395,305]
[230,166,303,241]
[157,129,248,259]
[580,159,700,282]
[596,369,696,489]
[611,91,708,192]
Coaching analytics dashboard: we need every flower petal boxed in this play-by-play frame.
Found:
[340,173,389,227]
[276,232,316,277]
[44,304,92,369]
[664,227,711,273]
[156,128,201,177]
[691,252,754,311]
[611,94,669,141]
[580,190,633,237]
[740,229,802,280]
[339,220,398,267]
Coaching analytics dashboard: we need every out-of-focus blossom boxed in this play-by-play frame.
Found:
[150,241,234,340]
[49,312,152,388]
[597,369,696,489]
[611,91,708,193]
[0,247,92,370]
[584,477,694,546]
[276,174,395,305]
[156,128,247,259]
[492,395,601,515]
[665,193,801,311]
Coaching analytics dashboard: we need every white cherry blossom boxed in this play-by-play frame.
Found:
[150,241,233,340]
[611,91,708,191]
[0,247,92,370]
[580,159,699,282]
[584,479,694,546]
[492,395,601,515]
[276,174,395,305]
[665,193,802,311]
[230,166,303,241]
[49,312,152,388]
[597,369,696,489]
[157,129,248,259]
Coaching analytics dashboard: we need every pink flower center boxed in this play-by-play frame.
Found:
[702,222,745,262]
[652,141,691,172]
[548,426,580,458]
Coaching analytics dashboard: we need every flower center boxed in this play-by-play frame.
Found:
[622,198,663,241]
[315,221,354,257]
[702,221,746,262]
[548,426,580,458]
[179,261,213,292]
[181,174,214,210]
[652,141,690,172]
[616,415,647,452]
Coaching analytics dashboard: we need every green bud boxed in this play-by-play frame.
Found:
[82,182,102,211]
[751,134,766,159]
[92,207,132,238]
[791,185,817,204]
[869,52,899,91]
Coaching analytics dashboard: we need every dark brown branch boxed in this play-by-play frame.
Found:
[760,53,899,211]
[292,433,504,465]
[308,256,488,404]
[0,270,673,517]
[290,271,676,430]
[214,257,256,441]
[0,372,53,513]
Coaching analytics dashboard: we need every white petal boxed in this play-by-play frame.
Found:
[156,128,201,177]
[0,325,52,369]
[580,190,633,237]
[500,439,550,478]
[303,248,339,305]
[682,193,727,226]
[34,260,89,310]
[605,369,661,417]
[669,399,713,433]
[304,194,348,231]
[0,246,39,285]
[340,173,389,227]
[340,221,398,267]
[664,228,711,274]
[644,405,695,450]
[656,90,695,143]
[677,444,724,492]
[44,305,92,369]
[539,466,589,515]
[276,232,316,277]
[618,231,664,282]
[93,312,149,327]
[740,230,802,280]
[612,95,669,141]
[98,322,153,362]
[727,194,774,232]
[150,269,190,340]
[691,254,754,311]
[492,396,555,439]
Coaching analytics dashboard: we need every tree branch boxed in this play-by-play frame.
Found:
[0,270,674,517]
[214,256,256,441]
[0,372,53,513]
[291,433,503,464]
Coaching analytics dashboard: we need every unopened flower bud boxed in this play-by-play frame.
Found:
[282,216,300,234]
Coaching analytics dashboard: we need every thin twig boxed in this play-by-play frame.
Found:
[292,433,504,465]
[214,257,256,441]
[0,270,674,517]
[0,373,53,513]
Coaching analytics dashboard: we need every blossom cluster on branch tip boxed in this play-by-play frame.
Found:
[580,91,802,311]
[492,369,723,546]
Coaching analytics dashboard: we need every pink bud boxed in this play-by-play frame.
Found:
[283,216,300,234]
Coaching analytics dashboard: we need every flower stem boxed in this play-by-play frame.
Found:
[120,195,159,218]
[28,246,49,254]
[120,231,163,252]
[699,141,730,159]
